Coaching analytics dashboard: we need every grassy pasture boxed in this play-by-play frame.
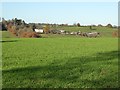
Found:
[51,26,117,37]
[1,26,119,88]
[2,31,17,38]
[2,37,118,88]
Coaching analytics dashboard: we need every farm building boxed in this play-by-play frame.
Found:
[35,29,44,34]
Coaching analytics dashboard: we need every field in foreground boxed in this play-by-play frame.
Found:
[2,37,118,88]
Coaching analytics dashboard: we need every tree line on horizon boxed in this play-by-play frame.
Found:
[1,18,117,30]
[0,18,119,38]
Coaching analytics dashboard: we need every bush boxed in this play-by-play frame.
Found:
[20,32,41,38]
[7,23,41,38]
[43,25,50,34]
[112,31,119,37]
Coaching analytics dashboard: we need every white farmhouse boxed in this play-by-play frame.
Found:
[35,29,44,34]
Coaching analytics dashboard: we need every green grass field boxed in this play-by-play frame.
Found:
[1,26,119,88]
[51,26,117,37]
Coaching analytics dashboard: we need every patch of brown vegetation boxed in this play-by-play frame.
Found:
[7,23,41,38]
[112,31,118,37]
[112,30,120,38]
[20,32,40,38]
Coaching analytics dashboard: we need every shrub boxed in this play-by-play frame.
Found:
[20,32,41,38]
[112,31,119,37]
[43,25,50,34]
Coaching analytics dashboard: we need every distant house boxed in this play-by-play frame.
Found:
[35,29,44,34]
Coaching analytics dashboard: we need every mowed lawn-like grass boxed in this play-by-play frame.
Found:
[2,36,118,88]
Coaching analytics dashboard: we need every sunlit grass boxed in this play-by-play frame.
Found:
[2,37,118,88]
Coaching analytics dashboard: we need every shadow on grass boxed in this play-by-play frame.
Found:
[0,40,18,43]
[2,51,119,88]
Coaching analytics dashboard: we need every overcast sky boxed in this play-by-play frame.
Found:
[2,1,118,25]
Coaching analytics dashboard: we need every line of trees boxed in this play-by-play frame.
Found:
[1,18,117,30]
[1,18,117,33]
